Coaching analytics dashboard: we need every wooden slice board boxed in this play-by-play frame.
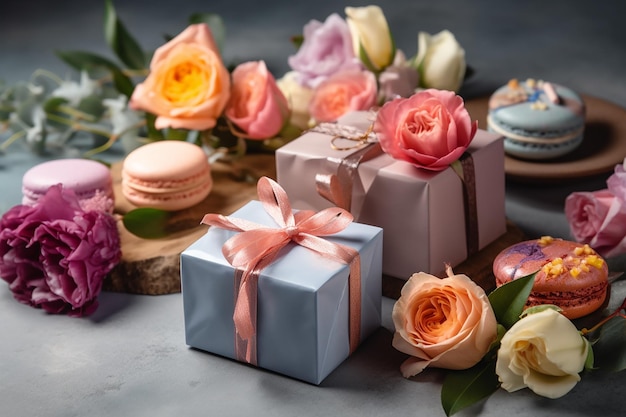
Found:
[103,154,277,295]
[103,153,525,297]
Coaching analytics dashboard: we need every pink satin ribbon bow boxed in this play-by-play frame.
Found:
[201,176,362,365]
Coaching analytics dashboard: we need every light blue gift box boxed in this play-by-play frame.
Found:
[181,200,383,385]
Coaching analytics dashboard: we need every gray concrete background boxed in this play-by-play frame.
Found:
[1,1,626,416]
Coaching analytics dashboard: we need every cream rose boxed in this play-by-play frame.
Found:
[129,23,230,131]
[345,5,395,71]
[392,268,497,377]
[496,308,589,399]
[276,71,314,130]
[413,30,466,92]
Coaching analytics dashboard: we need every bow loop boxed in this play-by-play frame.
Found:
[295,208,354,236]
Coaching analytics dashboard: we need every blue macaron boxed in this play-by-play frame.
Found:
[487,79,586,160]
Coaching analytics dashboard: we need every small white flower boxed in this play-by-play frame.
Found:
[52,71,99,106]
[103,94,143,152]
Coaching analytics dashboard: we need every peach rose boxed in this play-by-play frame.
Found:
[309,69,377,123]
[129,23,230,131]
[374,89,477,171]
[392,267,497,377]
[225,61,290,140]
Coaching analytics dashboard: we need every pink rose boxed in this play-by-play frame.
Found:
[607,160,626,201]
[129,23,230,131]
[0,185,121,317]
[288,13,362,88]
[392,267,497,377]
[565,189,626,258]
[374,89,478,171]
[308,69,377,123]
[225,61,290,140]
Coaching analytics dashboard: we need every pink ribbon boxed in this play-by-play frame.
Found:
[310,123,383,211]
[201,176,362,365]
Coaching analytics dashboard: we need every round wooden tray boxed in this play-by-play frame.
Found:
[465,95,626,181]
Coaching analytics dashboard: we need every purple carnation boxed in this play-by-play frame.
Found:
[288,13,362,88]
[0,185,121,317]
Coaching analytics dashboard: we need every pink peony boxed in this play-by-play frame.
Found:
[288,13,362,88]
[0,185,121,317]
[308,69,377,123]
[565,189,626,258]
[374,89,477,171]
[225,60,290,140]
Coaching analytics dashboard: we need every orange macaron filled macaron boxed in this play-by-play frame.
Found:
[493,236,609,319]
[121,140,213,211]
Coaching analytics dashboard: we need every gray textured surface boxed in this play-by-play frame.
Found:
[1,1,626,416]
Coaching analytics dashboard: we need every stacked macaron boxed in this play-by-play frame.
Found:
[121,140,212,211]
[22,158,114,213]
[493,236,609,319]
[487,78,586,160]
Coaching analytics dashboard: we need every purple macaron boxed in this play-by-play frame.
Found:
[22,159,114,212]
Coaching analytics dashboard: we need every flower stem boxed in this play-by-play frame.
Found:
[82,119,147,158]
[0,130,26,151]
[581,296,626,336]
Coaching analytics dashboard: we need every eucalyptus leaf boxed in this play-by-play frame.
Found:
[78,95,106,119]
[189,13,226,54]
[122,208,172,239]
[592,316,626,372]
[104,0,146,70]
[43,97,68,113]
[55,50,134,97]
[441,359,500,416]
[488,273,535,329]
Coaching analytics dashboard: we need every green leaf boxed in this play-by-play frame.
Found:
[584,337,595,371]
[488,273,535,329]
[144,112,165,140]
[104,0,146,70]
[189,13,226,54]
[290,34,304,50]
[55,50,135,97]
[122,208,172,239]
[358,42,379,73]
[592,316,626,372]
[441,359,500,416]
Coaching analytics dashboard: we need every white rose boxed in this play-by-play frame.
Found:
[496,308,589,399]
[345,5,394,71]
[276,71,314,130]
[412,30,466,92]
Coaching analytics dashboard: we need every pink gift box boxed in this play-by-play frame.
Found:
[276,111,506,279]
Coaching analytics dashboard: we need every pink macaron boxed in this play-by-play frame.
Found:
[121,140,213,211]
[22,158,114,212]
